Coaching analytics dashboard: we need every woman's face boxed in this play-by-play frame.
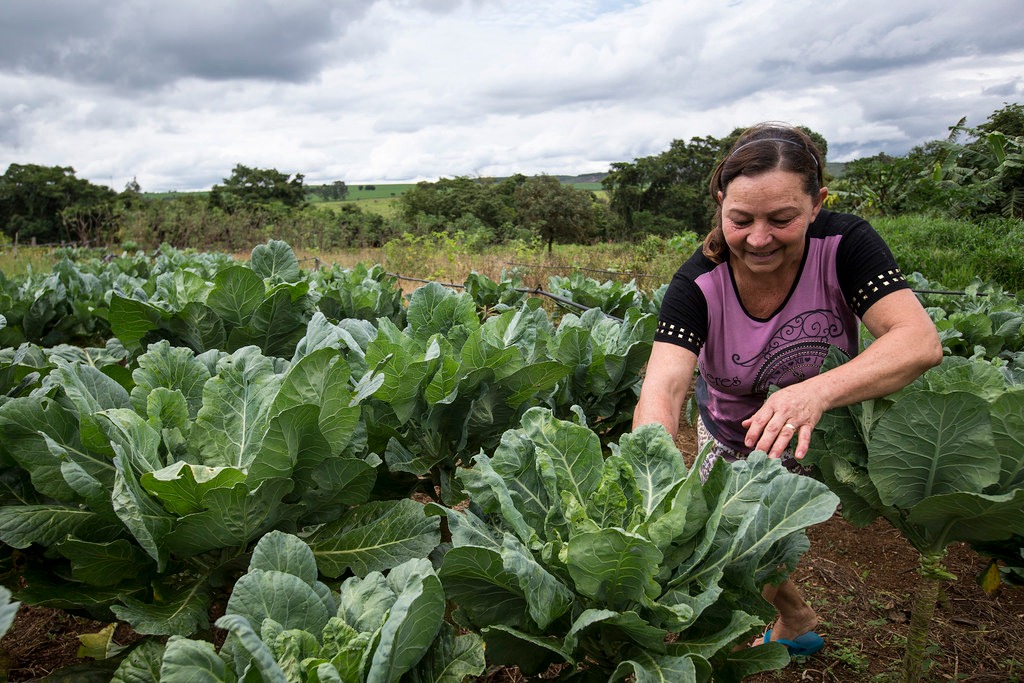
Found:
[718,169,827,278]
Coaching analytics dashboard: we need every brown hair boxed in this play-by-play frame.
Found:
[702,122,824,262]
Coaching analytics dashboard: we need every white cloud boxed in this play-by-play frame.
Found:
[0,0,1021,191]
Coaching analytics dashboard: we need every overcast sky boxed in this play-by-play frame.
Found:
[1,0,1022,192]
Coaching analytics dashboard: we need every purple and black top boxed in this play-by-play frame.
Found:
[655,209,910,453]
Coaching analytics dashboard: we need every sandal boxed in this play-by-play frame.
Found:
[763,628,825,657]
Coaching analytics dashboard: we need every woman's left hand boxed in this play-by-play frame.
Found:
[741,383,828,460]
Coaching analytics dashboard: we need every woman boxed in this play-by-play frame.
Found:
[633,122,942,655]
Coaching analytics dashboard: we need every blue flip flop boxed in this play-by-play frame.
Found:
[764,628,825,657]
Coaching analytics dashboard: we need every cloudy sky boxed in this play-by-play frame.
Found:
[1,0,1022,192]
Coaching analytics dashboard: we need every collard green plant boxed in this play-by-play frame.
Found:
[463,271,528,319]
[0,257,113,347]
[310,262,407,328]
[111,531,482,683]
[548,307,656,438]
[909,274,1024,374]
[806,350,1024,682]
[546,273,647,319]
[0,339,438,636]
[364,285,571,502]
[429,407,838,682]
[109,241,316,358]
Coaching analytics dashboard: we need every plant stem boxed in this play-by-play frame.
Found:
[902,551,949,683]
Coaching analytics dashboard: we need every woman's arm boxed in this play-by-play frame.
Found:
[743,288,943,459]
[633,341,699,440]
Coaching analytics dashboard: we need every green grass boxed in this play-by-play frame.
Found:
[0,246,65,279]
[341,184,417,200]
[874,214,1024,291]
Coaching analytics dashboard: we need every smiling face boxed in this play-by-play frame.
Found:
[718,169,827,279]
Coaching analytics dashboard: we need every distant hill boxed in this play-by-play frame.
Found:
[553,172,608,184]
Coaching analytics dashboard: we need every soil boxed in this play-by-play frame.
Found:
[2,422,1023,682]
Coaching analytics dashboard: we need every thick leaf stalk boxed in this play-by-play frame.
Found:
[902,550,952,683]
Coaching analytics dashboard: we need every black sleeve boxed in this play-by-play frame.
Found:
[835,218,911,318]
[654,250,709,354]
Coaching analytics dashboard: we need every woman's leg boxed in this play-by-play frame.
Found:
[761,578,818,642]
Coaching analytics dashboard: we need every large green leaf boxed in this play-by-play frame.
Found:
[438,545,531,630]
[55,537,151,587]
[229,286,310,358]
[365,320,440,424]
[112,582,212,637]
[110,638,165,683]
[610,651,698,683]
[519,407,603,513]
[225,569,331,637]
[250,240,301,283]
[205,266,265,328]
[309,499,441,578]
[0,505,123,548]
[499,534,574,629]
[478,624,571,675]
[907,488,1024,549]
[567,529,662,611]
[612,423,687,521]
[336,571,396,633]
[216,614,289,681]
[56,360,131,456]
[249,529,320,586]
[109,294,164,347]
[159,636,230,683]
[0,396,93,500]
[111,455,174,570]
[130,341,211,419]
[247,404,324,484]
[870,391,998,508]
[192,346,283,469]
[272,347,359,455]
[367,558,446,683]
[405,282,478,348]
[565,609,669,654]
[402,623,485,683]
[163,478,293,557]
[0,586,18,640]
[164,302,227,353]
[991,390,1024,492]
[725,454,839,582]
[141,462,247,516]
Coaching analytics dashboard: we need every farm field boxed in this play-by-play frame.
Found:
[0,239,1023,682]
[3,421,1022,682]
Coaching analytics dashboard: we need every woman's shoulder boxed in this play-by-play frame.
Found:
[673,245,722,282]
[809,208,873,238]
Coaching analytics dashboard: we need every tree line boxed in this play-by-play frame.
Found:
[1,103,1021,252]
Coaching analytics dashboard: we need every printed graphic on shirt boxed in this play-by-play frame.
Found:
[735,308,846,394]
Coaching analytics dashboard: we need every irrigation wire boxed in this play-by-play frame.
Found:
[383,272,622,321]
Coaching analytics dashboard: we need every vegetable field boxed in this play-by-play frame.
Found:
[1,241,1023,682]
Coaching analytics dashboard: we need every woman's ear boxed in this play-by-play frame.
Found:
[716,189,724,205]
[810,186,828,220]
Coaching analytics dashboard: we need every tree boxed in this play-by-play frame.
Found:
[209,164,306,211]
[0,163,117,243]
[514,175,595,253]
[933,103,1024,219]
[308,181,348,202]
[602,136,723,236]
[603,126,831,239]
[827,153,933,216]
[397,176,517,232]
